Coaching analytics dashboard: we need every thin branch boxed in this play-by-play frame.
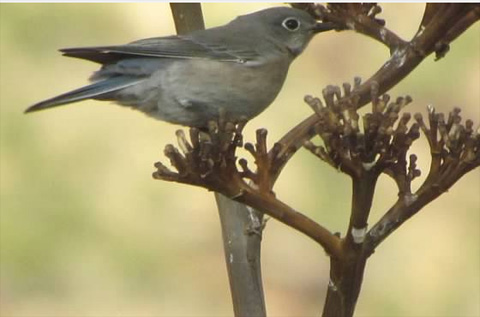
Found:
[365,106,480,253]
[271,4,479,184]
[169,3,205,35]
[292,3,405,51]
[301,82,417,247]
[153,120,343,258]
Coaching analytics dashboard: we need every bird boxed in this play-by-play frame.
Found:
[25,7,335,128]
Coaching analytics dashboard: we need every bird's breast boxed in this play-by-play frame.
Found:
[161,57,290,120]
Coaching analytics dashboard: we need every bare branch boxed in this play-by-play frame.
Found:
[272,4,479,185]
[153,117,342,258]
[365,106,480,253]
[169,3,205,35]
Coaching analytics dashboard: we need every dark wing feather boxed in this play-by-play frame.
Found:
[25,76,145,113]
[60,36,261,64]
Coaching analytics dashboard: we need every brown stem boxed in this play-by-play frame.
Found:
[159,5,479,316]
[320,174,377,316]
[322,250,368,317]
[365,107,480,254]
[319,3,406,50]
[345,175,378,247]
[365,163,478,255]
[273,4,479,184]
[233,188,343,258]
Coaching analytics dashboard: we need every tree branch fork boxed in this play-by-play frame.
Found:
[154,4,479,261]
[153,78,480,258]
[156,3,479,316]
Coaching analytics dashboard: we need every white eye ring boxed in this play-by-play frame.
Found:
[282,17,301,31]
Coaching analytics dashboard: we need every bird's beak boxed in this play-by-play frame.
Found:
[312,22,337,33]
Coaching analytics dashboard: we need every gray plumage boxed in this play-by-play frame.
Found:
[26,7,334,127]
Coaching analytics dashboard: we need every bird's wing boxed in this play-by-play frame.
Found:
[60,36,261,64]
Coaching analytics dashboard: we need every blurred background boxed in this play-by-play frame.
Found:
[0,3,479,317]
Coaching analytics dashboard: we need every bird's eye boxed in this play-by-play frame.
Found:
[282,18,300,31]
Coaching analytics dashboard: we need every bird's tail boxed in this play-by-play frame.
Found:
[25,76,145,113]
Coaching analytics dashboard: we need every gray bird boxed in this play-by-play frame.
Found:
[26,7,334,127]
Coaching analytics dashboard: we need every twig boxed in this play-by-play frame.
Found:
[153,120,343,258]
[365,106,480,253]
[272,4,479,184]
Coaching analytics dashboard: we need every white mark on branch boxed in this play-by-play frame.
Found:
[249,181,259,190]
[380,28,387,42]
[416,25,426,37]
[230,190,245,199]
[328,279,338,291]
[362,161,376,171]
[352,226,368,244]
[392,47,408,68]
[247,206,262,229]
[229,253,234,263]
[448,123,460,139]
[403,193,418,206]
[175,130,189,154]
[369,217,400,240]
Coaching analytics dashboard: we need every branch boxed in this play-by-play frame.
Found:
[168,5,266,316]
[169,3,205,35]
[292,3,406,50]
[300,81,479,315]
[158,1,479,281]
[271,3,479,184]
[365,106,480,253]
[153,118,342,258]
[299,78,479,254]
[303,81,416,245]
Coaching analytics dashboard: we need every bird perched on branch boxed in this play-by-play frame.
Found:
[26,7,335,127]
